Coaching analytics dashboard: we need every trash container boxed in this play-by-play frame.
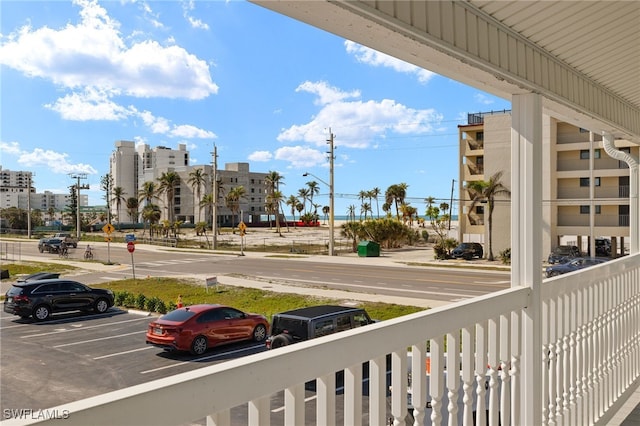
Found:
[357,241,380,257]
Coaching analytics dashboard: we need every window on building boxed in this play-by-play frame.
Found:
[476,132,484,141]
[251,188,255,193]
[251,179,255,184]
[580,177,601,187]
[580,205,601,214]
[581,149,602,159]
[475,205,484,215]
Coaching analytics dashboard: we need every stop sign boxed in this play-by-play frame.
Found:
[127,241,135,253]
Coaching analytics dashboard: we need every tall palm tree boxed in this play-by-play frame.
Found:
[141,204,161,238]
[297,188,310,213]
[111,186,127,230]
[306,181,320,213]
[467,171,511,261]
[200,193,215,228]
[347,204,356,222]
[286,195,300,226]
[138,181,160,236]
[225,186,246,231]
[322,205,330,224]
[385,183,408,220]
[187,168,208,224]
[371,187,381,218]
[265,171,285,230]
[358,190,368,220]
[157,171,180,223]
[425,196,437,221]
[126,197,139,222]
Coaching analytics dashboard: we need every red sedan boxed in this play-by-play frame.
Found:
[146,304,269,355]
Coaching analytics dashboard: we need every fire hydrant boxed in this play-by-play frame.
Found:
[177,295,183,308]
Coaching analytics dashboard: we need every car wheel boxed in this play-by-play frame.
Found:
[190,336,208,355]
[39,247,44,253]
[270,334,290,349]
[94,298,109,314]
[33,305,51,321]
[252,324,267,342]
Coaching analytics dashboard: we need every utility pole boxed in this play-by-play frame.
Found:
[449,179,455,231]
[212,145,218,250]
[27,172,33,239]
[69,173,89,240]
[327,129,336,256]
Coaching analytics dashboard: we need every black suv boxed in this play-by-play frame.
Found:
[266,305,373,349]
[4,279,114,321]
[451,242,484,260]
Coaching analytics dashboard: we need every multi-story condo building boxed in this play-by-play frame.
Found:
[0,167,87,213]
[458,112,635,258]
[109,141,268,226]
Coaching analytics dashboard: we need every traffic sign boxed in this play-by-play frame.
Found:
[238,222,247,232]
[125,234,136,243]
[104,237,112,242]
[102,223,115,234]
[127,241,135,253]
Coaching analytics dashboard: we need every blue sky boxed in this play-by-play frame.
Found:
[0,0,511,216]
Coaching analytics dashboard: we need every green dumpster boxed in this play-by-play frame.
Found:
[357,240,380,257]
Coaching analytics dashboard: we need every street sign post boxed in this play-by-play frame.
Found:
[102,223,114,264]
[238,221,246,256]
[127,242,136,280]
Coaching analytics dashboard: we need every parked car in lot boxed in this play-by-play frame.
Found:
[545,257,608,278]
[451,242,484,260]
[588,238,612,257]
[146,304,269,355]
[17,272,61,282]
[3,279,114,321]
[547,245,581,264]
[266,305,374,349]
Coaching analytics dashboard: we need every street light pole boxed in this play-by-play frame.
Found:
[211,144,218,250]
[69,173,88,240]
[303,128,336,256]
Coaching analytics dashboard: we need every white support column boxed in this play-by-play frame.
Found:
[511,93,543,425]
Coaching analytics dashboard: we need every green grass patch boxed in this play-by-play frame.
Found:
[0,262,78,277]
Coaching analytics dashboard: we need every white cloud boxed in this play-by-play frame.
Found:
[45,88,134,121]
[345,41,435,84]
[474,93,495,105]
[278,81,443,148]
[273,146,327,168]
[183,1,210,30]
[1,141,97,175]
[0,0,218,100]
[170,124,216,139]
[248,151,273,162]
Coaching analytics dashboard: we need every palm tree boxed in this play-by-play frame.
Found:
[371,187,381,218]
[425,196,437,221]
[297,188,310,213]
[187,168,208,224]
[111,186,127,230]
[157,171,180,223]
[467,171,511,261]
[141,204,161,238]
[200,193,215,228]
[265,171,285,230]
[306,181,320,213]
[126,197,139,223]
[322,205,330,224]
[225,186,246,232]
[347,205,356,222]
[286,195,300,226]
[138,181,160,237]
[385,183,408,220]
[358,190,368,220]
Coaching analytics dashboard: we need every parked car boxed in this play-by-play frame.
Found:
[588,238,612,257]
[17,272,61,282]
[3,279,114,321]
[547,245,581,264]
[545,257,608,278]
[451,242,484,260]
[266,305,374,349]
[146,304,269,355]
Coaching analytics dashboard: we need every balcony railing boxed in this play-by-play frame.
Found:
[17,253,639,426]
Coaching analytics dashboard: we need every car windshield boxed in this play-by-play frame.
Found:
[7,286,24,296]
[553,246,574,255]
[271,317,308,339]
[160,309,197,322]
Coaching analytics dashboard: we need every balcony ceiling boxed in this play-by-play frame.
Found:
[251,0,640,142]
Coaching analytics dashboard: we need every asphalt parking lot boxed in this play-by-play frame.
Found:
[1,307,387,425]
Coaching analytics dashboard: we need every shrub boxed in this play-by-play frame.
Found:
[433,243,449,260]
[145,297,160,313]
[167,302,177,312]
[135,293,146,310]
[499,248,511,265]
[123,292,136,307]
[156,300,168,314]
[114,291,130,306]
[421,230,429,242]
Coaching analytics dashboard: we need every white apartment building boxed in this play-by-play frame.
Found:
[0,167,87,212]
[458,112,635,258]
[109,141,268,226]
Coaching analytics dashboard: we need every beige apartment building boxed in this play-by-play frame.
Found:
[458,111,635,259]
[109,141,268,226]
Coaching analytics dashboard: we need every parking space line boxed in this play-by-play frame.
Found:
[22,317,151,338]
[94,346,154,360]
[140,344,264,374]
[53,330,146,348]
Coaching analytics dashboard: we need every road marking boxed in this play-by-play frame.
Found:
[140,344,264,374]
[53,331,146,348]
[94,346,154,360]
[22,317,151,338]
